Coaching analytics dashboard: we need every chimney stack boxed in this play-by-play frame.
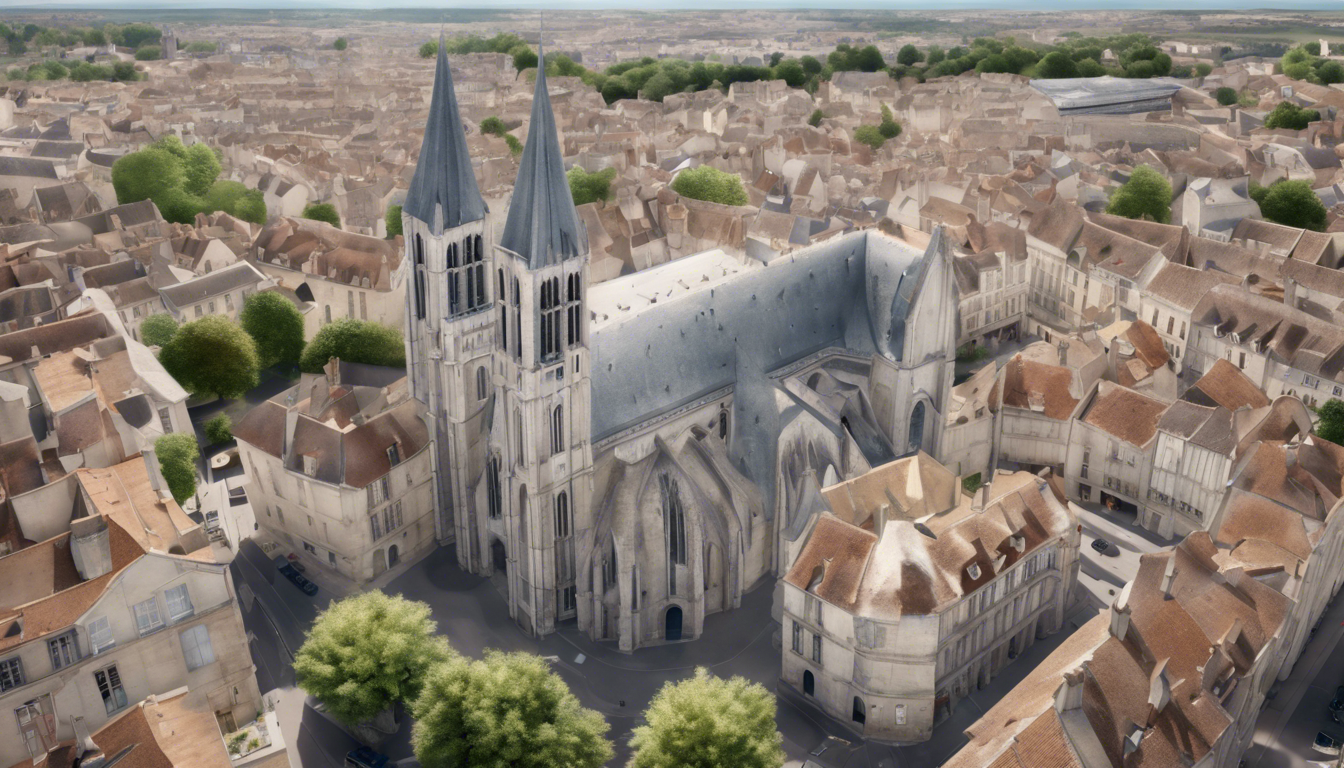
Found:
[70,516,112,580]
[1160,557,1178,599]
[1146,659,1172,727]
[1110,582,1133,641]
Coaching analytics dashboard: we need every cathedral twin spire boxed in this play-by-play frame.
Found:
[405,34,585,270]
[405,33,487,235]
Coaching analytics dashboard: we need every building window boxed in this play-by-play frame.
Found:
[0,657,23,692]
[1080,463,1088,479]
[179,625,215,670]
[369,476,389,506]
[386,443,400,466]
[370,512,382,540]
[384,500,403,533]
[555,492,570,538]
[303,541,317,555]
[812,633,822,663]
[131,597,163,635]
[511,277,521,360]
[895,703,906,725]
[48,632,79,670]
[566,272,582,346]
[94,666,127,715]
[487,455,502,519]
[551,404,564,455]
[791,622,802,654]
[464,235,485,310]
[413,234,426,320]
[303,455,318,477]
[661,473,686,569]
[447,241,461,316]
[158,406,173,434]
[559,585,576,613]
[164,584,194,623]
[87,617,114,655]
[476,367,488,401]
[602,540,617,591]
[497,269,508,351]
[540,276,563,361]
[514,407,524,467]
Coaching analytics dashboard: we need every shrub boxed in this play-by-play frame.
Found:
[135,45,161,61]
[155,433,199,505]
[385,204,402,237]
[205,414,232,445]
[670,166,748,206]
[479,116,507,136]
[567,166,617,206]
[853,124,886,151]
[808,108,824,127]
[299,319,405,373]
[301,202,340,229]
[1215,86,1238,106]
[333,37,347,51]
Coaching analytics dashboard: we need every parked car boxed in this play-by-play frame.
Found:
[1331,686,1344,711]
[1314,731,1341,756]
[277,562,318,596]
[346,747,389,768]
[1091,538,1114,555]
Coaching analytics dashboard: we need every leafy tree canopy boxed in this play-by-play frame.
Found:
[134,45,161,61]
[479,116,507,136]
[1214,86,1239,106]
[112,137,240,224]
[412,651,612,768]
[240,291,305,369]
[808,108,825,127]
[300,319,406,373]
[385,204,403,238]
[333,37,348,51]
[140,313,178,348]
[1036,51,1078,79]
[296,592,452,726]
[301,202,341,229]
[205,414,232,445]
[1260,179,1328,231]
[155,433,198,505]
[1264,100,1320,130]
[671,166,748,206]
[567,166,617,206]
[628,668,785,768]
[159,316,260,399]
[202,181,267,224]
[512,45,538,72]
[1105,164,1172,224]
[897,44,924,67]
[1317,398,1344,446]
[853,124,887,151]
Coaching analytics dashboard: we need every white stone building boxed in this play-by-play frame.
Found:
[1061,380,1169,526]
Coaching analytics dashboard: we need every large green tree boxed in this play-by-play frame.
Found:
[628,668,785,768]
[1036,51,1078,79]
[300,318,405,373]
[1317,399,1344,445]
[159,316,260,399]
[155,432,199,505]
[140,313,178,348]
[1264,101,1320,130]
[854,124,887,151]
[896,44,924,67]
[412,651,612,768]
[385,204,403,238]
[202,181,267,224]
[302,202,341,229]
[112,146,184,212]
[296,593,451,726]
[1260,179,1328,231]
[1105,164,1172,224]
[567,166,617,206]
[240,292,305,369]
[671,166,748,206]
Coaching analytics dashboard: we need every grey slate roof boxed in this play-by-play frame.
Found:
[403,34,486,234]
[499,50,587,269]
[1029,76,1181,115]
[0,156,58,180]
[159,262,264,308]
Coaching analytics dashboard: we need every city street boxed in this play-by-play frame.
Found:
[1245,582,1344,768]
[1070,499,1170,609]
[231,537,1100,768]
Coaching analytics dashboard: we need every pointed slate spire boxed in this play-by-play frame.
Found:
[404,33,486,234]
[499,47,586,269]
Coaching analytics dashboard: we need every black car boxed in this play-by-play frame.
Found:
[1091,538,1113,555]
[278,563,318,596]
[1315,731,1342,756]
[1332,686,1344,711]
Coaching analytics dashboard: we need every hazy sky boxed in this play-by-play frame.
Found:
[0,0,1341,9]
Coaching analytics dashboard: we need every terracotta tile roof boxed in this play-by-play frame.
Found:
[232,399,288,458]
[1082,381,1169,447]
[993,354,1079,421]
[1186,358,1270,412]
[1144,262,1241,311]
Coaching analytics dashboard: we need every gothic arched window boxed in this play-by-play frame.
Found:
[555,491,570,538]
[486,455,501,519]
[909,400,926,454]
[566,272,582,347]
[497,269,508,352]
[718,404,729,441]
[473,235,485,308]
[514,407,524,467]
[512,278,521,360]
[476,366,488,401]
[540,276,563,362]
[446,242,461,316]
[550,404,564,455]
[602,539,617,591]
[413,234,426,320]
[661,473,686,597]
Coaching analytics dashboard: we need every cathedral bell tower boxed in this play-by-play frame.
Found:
[402,34,494,569]
[483,49,594,637]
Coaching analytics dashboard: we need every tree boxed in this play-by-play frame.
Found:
[240,291,305,369]
[1320,60,1344,85]
[1306,41,1323,56]
[926,45,945,66]
[640,71,676,102]
[628,668,785,768]
[159,316,260,399]
[1076,58,1107,77]
[296,592,451,726]
[1105,164,1172,224]
[1196,62,1213,77]
[412,651,612,768]
[118,23,161,49]
[567,166,617,206]
[204,414,232,445]
[774,58,805,87]
[419,40,438,58]
[1215,86,1238,106]
[479,116,507,136]
[112,147,185,210]
[83,28,107,46]
[333,37,348,51]
[808,108,824,127]
[135,45,161,61]
[155,433,199,505]
[1317,399,1344,445]
[300,318,405,373]
[853,124,886,151]
[800,55,822,75]
[202,181,267,224]
[878,103,902,139]
[504,134,523,157]
[896,44,924,67]
[1036,51,1078,79]
[182,143,221,197]
[670,166,748,206]
[852,45,885,72]
[1264,101,1320,130]
[385,204,403,238]
[512,46,538,72]
[301,202,341,229]
[112,62,138,82]
[1260,179,1327,231]
[769,51,784,67]
[140,313,178,348]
